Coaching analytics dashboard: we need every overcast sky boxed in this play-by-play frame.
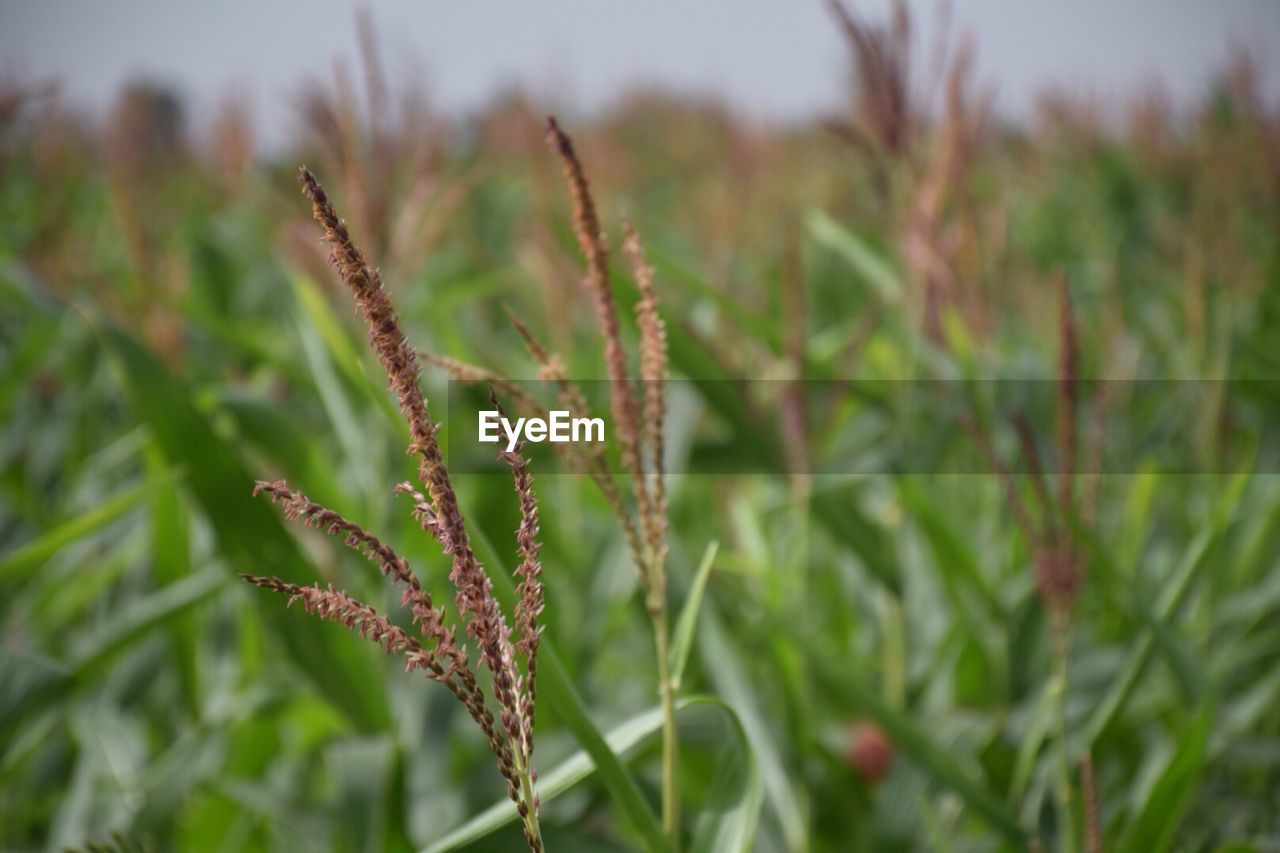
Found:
[3,0,1278,145]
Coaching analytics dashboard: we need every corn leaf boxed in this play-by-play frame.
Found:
[0,475,171,585]
[669,540,719,688]
[96,318,391,731]
[469,523,667,852]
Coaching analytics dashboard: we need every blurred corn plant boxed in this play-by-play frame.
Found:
[288,10,466,283]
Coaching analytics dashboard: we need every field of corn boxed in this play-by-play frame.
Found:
[2,5,1279,852]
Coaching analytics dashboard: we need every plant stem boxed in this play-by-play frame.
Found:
[653,609,680,850]
[517,759,543,852]
[510,691,543,851]
[1051,629,1076,853]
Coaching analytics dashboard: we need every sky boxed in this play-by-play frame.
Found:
[3,0,1278,146]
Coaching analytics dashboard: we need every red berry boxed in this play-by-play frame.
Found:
[845,722,895,785]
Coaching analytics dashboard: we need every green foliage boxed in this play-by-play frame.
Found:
[2,61,1278,853]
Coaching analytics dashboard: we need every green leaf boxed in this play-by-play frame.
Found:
[0,570,225,755]
[292,274,401,427]
[805,638,1026,847]
[425,703,667,852]
[689,698,763,853]
[0,311,60,419]
[812,488,900,594]
[898,478,1001,620]
[212,391,349,512]
[669,540,719,688]
[1082,527,1216,747]
[29,531,144,631]
[292,277,386,501]
[1080,466,1247,749]
[806,210,901,303]
[292,275,379,398]
[1118,703,1213,853]
[646,248,781,351]
[0,475,173,585]
[699,600,807,851]
[96,318,391,731]
[1007,681,1057,805]
[1072,518,1209,705]
[468,523,667,852]
[330,736,413,853]
[67,568,228,677]
[146,443,201,712]
[423,696,759,853]
[1117,467,1159,570]
[0,650,72,752]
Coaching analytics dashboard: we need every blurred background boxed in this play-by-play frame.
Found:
[2,1,1279,851]
[4,1,1280,150]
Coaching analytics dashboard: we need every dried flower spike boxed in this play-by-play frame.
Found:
[300,166,522,751]
[250,479,461,667]
[491,388,545,757]
[544,119,678,845]
[623,224,670,576]
[544,118,646,522]
[1056,272,1079,511]
[240,168,546,851]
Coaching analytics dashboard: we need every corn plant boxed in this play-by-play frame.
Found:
[242,168,548,851]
